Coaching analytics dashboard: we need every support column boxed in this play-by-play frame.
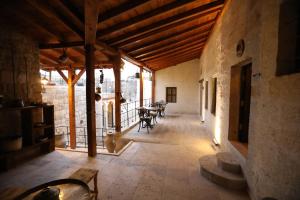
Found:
[85,44,96,157]
[68,68,76,149]
[140,67,144,107]
[151,71,155,104]
[113,56,122,133]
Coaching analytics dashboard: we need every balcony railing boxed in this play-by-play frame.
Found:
[55,98,151,149]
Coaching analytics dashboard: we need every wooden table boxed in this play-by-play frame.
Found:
[69,168,98,200]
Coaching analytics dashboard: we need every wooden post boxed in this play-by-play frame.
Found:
[85,44,97,157]
[113,56,122,133]
[68,68,76,149]
[140,67,144,107]
[151,71,155,104]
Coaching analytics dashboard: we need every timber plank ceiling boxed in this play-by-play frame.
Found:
[0,0,225,71]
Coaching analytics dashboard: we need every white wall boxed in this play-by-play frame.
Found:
[155,59,200,114]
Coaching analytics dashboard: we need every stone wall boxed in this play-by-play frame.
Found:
[198,0,300,199]
[0,26,41,103]
[155,59,200,114]
[0,26,41,138]
[42,85,107,145]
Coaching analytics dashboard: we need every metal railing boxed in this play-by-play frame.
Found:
[55,98,152,148]
[55,126,114,149]
[121,98,151,130]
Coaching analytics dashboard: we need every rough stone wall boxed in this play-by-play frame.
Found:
[199,0,300,199]
[0,27,41,138]
[155,59,200,114]
[0,27,41,103]
[42,86,105,144]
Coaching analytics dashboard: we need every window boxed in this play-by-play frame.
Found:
[205,81,208,109]
[276,0,300,75]
[211,78,217,115]
[166,87,177,103]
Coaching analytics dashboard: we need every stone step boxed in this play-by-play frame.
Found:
[199,155,247,190]
[216,152,242,174]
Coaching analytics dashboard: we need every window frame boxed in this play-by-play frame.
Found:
[166,87,177,103]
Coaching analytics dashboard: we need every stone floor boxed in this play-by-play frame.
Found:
[0,114,250,200]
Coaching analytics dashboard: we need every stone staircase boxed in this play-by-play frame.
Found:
[199,152,247,190]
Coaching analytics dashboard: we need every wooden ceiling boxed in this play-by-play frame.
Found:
[0,0,225,71]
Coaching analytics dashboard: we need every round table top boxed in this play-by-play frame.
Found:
[16,179,91,200]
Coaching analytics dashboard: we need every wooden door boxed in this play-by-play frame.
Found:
[228,62,252,143]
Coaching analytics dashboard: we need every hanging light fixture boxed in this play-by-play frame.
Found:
[58,48,68,63]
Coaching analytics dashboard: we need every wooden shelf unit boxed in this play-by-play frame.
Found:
[0,105,55,171]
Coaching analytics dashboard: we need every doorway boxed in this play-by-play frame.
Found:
[199,79,204,120]
[228,60,252,157]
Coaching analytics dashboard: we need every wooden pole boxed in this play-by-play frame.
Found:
[85,44,97,157]
[113,56,122,133]
[68,68,76,149]
[140,67,144,107]
[152,71,155,104]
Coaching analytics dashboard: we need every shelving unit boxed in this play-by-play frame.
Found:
[0,105,55,171]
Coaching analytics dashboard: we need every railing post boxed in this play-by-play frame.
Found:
[127,103,129,127]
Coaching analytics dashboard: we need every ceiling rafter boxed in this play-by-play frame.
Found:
[97,0,196,37]
[98,0,150,24]
[26,0,83,39]
[139,37,206,61]
[132,31,209,58]
[147,48,202,65]
[107,1,224,46]
[151,54,201,70]
[127,20,214,54]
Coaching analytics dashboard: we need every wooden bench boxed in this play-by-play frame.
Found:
[69,168,99,200]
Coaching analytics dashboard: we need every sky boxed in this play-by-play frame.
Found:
[40,59,151,81]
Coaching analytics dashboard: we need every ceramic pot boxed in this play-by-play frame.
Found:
[55,134,66,148]
[114,132,128,153]
[104,133,115,153]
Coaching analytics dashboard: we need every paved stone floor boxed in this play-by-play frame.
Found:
[0,114,250,200]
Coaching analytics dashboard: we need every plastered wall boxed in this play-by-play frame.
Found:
[155,59,200,115]
[199,0,300,199]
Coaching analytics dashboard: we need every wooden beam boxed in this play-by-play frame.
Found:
[85,44,97,157]
[55,67,68,83]
[135,35,208,59]
[26,0,83,38]
[85,0,98,45]
[128,21,213,54]
[40,54,59,65]
[119,50,146,67]
[52,0,84,30]
[98,0,150,23]
[151,53,201,70]
[39,41,84,49]
[97,0,196,37]
[60,0,84,23]
[141,41,205,61]
[146,48,202,65]
[152,71,155,104]
[140,67,144,107]
[85,0,98,157]
[107,1,223,46]
[150,50,201,65]
[113,56,122,133]
[68,68,76,149]
[72,69,86,85]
